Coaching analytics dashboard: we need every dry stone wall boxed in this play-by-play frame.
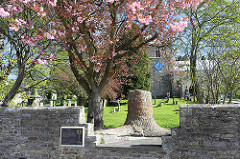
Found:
[0,107,96,159]
[163,104,240,159]
[0,104,240,159]
[0,107,165,159]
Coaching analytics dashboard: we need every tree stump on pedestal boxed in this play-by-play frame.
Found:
[125,90,170,136]
[95,90,170,137]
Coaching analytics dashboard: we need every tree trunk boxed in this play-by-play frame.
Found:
[190,39,203,104]
[87,90,104,130]
[228,87,233,104]
[1,68,25,107]
[223,86,228,104]
[125,90,170,136]
[95,90,170,137]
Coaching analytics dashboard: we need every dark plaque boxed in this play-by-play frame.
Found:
[60,127,85,147]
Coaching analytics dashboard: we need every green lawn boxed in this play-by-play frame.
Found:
[85,98,197,129]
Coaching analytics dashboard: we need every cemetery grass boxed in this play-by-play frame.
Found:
[85,98,197,129]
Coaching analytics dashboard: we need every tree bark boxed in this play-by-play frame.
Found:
[1,68,25,107]
[87,90,104,130]
[190,51,203,104]
[124,90,170,136]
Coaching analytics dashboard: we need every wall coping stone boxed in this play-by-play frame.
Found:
[180,104,240,108]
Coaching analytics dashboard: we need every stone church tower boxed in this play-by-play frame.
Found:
[148,47,189,98]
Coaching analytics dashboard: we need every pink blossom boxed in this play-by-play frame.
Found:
[128,2,144,14]
[32,59,48,65]
[45,32,55,39]
[138,16,153,25]
[192,20,196,25]
[15,18,27,27]
[10,25,19,32]
[57,30,65,37]
[80,46,87,52]
[0,8,10,18]
[112,52,117,57]
[19,0,31,5]
[26,39,35,46]
[170,18,188,33]
[107,19,112,24]
[77,17,84,23]
[18,6,23,12]
[48,0,57,7]
[95,68,100,72]
[49,53,53,62]
[72,27,79,32]
[106,0,115,4]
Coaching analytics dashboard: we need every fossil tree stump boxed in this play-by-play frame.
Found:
[124,89,170,136]
[96,90,170,137]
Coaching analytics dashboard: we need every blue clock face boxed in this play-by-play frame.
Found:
[154,62,163,71]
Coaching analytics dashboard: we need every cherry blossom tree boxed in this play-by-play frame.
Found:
[0,0,207,129]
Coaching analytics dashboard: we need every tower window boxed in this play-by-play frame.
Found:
[156,49,160,57]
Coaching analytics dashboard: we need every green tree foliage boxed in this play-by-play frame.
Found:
[180,0,239,103]
[50,49,88,105]
[122,48,151,97]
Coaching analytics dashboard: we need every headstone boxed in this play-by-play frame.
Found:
[50,100,53,107]
[63,101,67,107]
[60,127,85,147]
[154,96,156,105]
[74,100,77,107]
[158,101,162,107]
[103,99,108,107]
[68,100,71,107]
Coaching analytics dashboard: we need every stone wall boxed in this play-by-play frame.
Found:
[1,104,240,159]
[0,107,165,159]
[163,104,240,159]
[0,107,96,159]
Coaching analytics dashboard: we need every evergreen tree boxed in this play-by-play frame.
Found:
[122,48,151,97]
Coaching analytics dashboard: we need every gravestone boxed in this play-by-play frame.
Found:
[50,100,53,107]
[74,100,77,107]
[68,100,71,107]
[63,101,67,106]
